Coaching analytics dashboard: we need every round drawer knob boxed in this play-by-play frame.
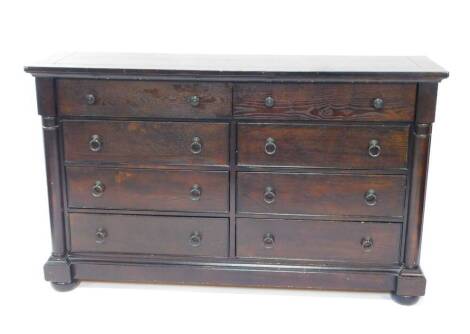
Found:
[189,95,200,107]
[95,228,107,244]
[263,233,275,248]
[190,184,202,201]
[91,181,105,198]
[368,139,381,158]
[264,137,277,155]
[190,136,202,154]
[372,98,384,110]
[89,134,103,152]
[364,189,377,206]
[264,186,276,204]
[361,237,374,251]
[189,231,202,247]
[85,94,96,105]
[265,96,275,108]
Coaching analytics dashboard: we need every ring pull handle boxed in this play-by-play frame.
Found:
[372,98,384,110]
[189,231,202,247]
[85,93,96,105]
[89,134,103,152]
[188,95,200,107]
[364,189,377,206]
[368,139,381,158]
[263,186,276,204]
[265,96,275,108]
[91,181,105,198]
[361,237,374,251]
[263,233,275,248]
[190,136,202,154]
[95,228,107,244]
[264,137,277,155]
[190,184,202,201]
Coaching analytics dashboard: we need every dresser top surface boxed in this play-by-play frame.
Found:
[25,53,448,82]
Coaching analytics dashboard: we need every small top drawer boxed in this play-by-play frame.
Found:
[57,79,232,119]
[234,83,416,121]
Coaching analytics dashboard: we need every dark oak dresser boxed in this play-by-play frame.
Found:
[25,53,448,304]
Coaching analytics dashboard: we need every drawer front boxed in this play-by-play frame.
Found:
[238,123,409,169]
[67,167,229,213]
[63,120,229,167]
[234,83,416,121]
[57,79,232,118]
[237,219,401,265]
[70,213,228,257]
[237,172,406,218]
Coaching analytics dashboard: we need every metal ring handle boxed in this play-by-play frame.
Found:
[361,237,374,251]
[189,231,202,247]
[89,135,103,152]
[264,186,276,204]
[364,189,377,206]
[95,228,107,244]
[91,181,105,198]
[264,137,277,155]
[190,184,202,201]
[368,139,381,158]
[263,233,275,248]
[190,136,202,154]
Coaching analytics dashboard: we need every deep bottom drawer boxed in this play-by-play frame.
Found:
[236,219,401,265]
[70,213,229,257]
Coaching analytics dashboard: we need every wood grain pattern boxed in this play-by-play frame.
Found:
[234,83,416,121]
[237,172,406,218]
[63,120,229,167]
[67,167,229,213]
[69,213,228,257]
[57,79,232,118]
[238,123,409,169]
[237,218,402,265]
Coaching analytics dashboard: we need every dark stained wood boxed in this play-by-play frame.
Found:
[37,78,67,258]
[72,258,397,292]
[27,54,447,301]
[63,120,229,167]
[405,124,432,268]
[415,83,439,123]
[57,79,232,119]
[25,53,449,82]
[234,83,416,121]
[35,78,55,116]
[69,213,228,257]
[237,123,409,169]
[395,268,426,296]
[237,219,401,265]
[237,172,406,217]
[67,167,229,213]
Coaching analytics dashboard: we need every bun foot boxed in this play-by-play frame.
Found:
[391,294,420,305]
[51,281,80,292]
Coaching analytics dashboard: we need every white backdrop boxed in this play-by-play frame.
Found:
[1,0,468,333]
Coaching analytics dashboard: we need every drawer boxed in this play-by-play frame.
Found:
[63,120,229,167]
[67,167,229,213]
[236,218,401,265]
[70,213,228,257]
[237,172,406,218]
[234,83,416,121]
[57,79,232,118]
[238,123,409,169]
